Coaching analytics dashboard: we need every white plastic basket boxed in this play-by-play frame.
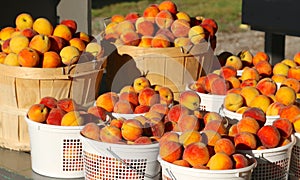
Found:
[158,155,257,180]
[239,134,296,180]
[289,133,300,180]
[25,116,84,178]
[186,84,225,112]
[111,112,146,120]
[221,107,280,125]
[80,134,161,180]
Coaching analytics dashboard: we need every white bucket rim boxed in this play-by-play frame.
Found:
[222,107,280,119]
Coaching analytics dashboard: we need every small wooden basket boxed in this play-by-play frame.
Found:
[0,58,105,151]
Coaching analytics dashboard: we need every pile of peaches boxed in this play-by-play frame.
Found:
[0,12,104,68]
[103,0,218,49]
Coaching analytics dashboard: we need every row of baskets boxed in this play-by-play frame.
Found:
[25,114,300,180]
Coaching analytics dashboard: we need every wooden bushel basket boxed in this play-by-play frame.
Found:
[104,41,218,100]
[0,58,105,151]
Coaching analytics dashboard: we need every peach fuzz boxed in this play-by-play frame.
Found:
[272,118,293,139]
[179,90,201,111]
[232,153,249,169]
[240,86,260,107]
[81,122,101,141]
[158,0,177,14]
[99,125,122,143]
[60,19,77,35]
[252,51,270,66]
[287,66,300,81]
[171,19,190,38]
[119,91,138,107]
[182,142,210,167]
[234,132,257,150]
[155,28,175,42]
[3,52,19,66]
[52,24,72,41]
[200,129,222,146]
[96,92,119,112]
[281,78,300,93]
[204,120,227,135]
[20,28,38,39]
[211,76,229,95]
[121,119,143,141]
[172,160,190,167]
[237,117,260,134]
[61,111,84,126]
[207,152,233,170]
[223,93,244,112]
[179,130,202,148]
[214,138,235,156]
[60,45,80,66]
[155,10,174,29]
[275,86,296,106]
[27,103,49,123]
[159,140,183,163]
[17,47,40,67]
[279,104,300,123]
[256,77,277,96]
[151,33,170,48]
[42,51,61,68]
[133,76,151,93]
[257,125,281,148]
[177,114,200,132]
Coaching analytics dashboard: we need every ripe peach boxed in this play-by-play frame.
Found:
[151,33,171,48]
[281,78,300,93]
[0,52,7,64]
[293,115,300,133]
[254,60,272,77]
[182,142,210,167]
[228,124,238,137]
[159,131,179,145]
[273,62,290,76]
[53,24,73,41]
[282,59,297,68]
[272,118,293,139]
[74,31,90,44]
[201,130,222,146]
[167,104,190,123]
[160,140,183,163]
[32,17,53,36]
[1,39,10,54]
[119,91,139,107]
[204,120,227,135]
[287,66,300,80]
[27,104,49,123]
[240,67,260,81]
[113,100,134,114]
[133,136,152,145]
[155,28,175,43]
[133,76,151,93]
[42,51,61,68]
[188,25,205,44]
[179,90,200,111]
[143,5,160,22]
[110,118,124,129]
[214,138,235,156]
[257,125,280,148]
[9,34,29,54]
[134,105,150,114]
[179,130,202,148]
[111,14,125,23]
[249,95,272,113]
[0,26,15,41]
[155,10,174,29]
[158,0,178,14]
[203,111,223,125]
[234,132,257,150]
[271,74,287,84]
[69,37,86,52]
[49,35,68,53]
[265,102,285,116]
[20,28,38,39]
[136,20,155,36]
[39,96,57,109]
[138,35,153,47]
[149,103,169,116]
[61,111,84,126]
[240,86,260,107]
[293,52,300,65]
[177,114,200,132]
[96,92,119,112]
[124,12,139,23]
[237,49,253,67]
[219,65,238,80]
[240,79,258,88]
[279,104,300,123]
[172,160,190,167]
[99,125,122,143]
[223,93,244,112]
[138,87,160,106]
[171,19,190,38]
[121,119,143,141]
[225,55,243,70]
[252,51,269,65]
[237,117,260,134]
[256,77,277,96]
[3,52,19,66]
[210,76,228,95]
[232,153,249,169]
[158,86,174,106]
[176,11,191,22]
[87,106,107,121]
[57,98,77,112]
[242,107,266,128]
[29,34,51,54]
[275,86,296,106]
[17,47,40,67]
[81,122,101,141]
[60,19,77,35]
[201,18,218,35]
[207,152,233,170]
[174,37,192,47]
[60,45,81,65]
[204,73,221,93]
[120,30,140,46]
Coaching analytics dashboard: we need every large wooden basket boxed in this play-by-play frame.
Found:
[0,58,105,151]
[103,41,218,100]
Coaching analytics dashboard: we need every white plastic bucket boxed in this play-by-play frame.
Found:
[25,116,84,178]
[80,134,161,180]
[111,112,146,120]
[158,155,257,180]
[239,134,296,180]
[289,133,300,180]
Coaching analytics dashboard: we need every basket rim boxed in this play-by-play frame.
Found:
[222,107,280,119]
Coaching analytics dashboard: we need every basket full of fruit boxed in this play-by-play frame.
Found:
[0,13,106,151]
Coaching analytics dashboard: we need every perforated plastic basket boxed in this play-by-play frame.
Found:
[289,133,300,179]
[158,155,257,180]
[80,134,161,180]
[25,116,84,178]
[239,135,296,180]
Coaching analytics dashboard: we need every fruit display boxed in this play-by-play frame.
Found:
[102,0,218,50]
[0,12,105,68]
[27,96,107,126]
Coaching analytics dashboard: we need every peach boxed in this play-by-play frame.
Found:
[225,55,243,70]
[201,18,218,35]
[237,49,253,67]
[293,115,300,133]
[149,103,169,116]
[0,26,15,41]
[120,30,140,46]
[138,35,153,48]
[172,160,190,167]
[32,17,53,35]
[81,122,101,141]
[160,140,183,163]
[61,111,84,126]
[111,14,125,23]
[99,125,122,143]
[3,52,19,66]
[144,111,164,121]
[207,152,233,170]
[17,47,40,67]
[136,20,155,36]
[223,93,244,112]
[182,142,210,167]
[227,87,242,94]
[219,65,238,80]
[189,81,206,94]
[214,138,235,156]
[38,96,57,109]
[69,37,86,52]
[254,60,273,77]
[27,103,49,123]
[232,153,249,169]
[167,104,190,123]
[265,102,285,116]
[87,106,107,121]
[287,66,300,80]
[249,95,272,113]
[138,87,160,106]
[42,51,61,68]
[257,125,281,148]
[203,111,223,125]
[237,117,260,134]
[188,25,205,44]
[282,59,297,68]
[60,45,81,65]
[228,124,238,137]
[96,92,119,112]
[113,100,134,114]
[57,98,78,112]
[242,107,266,127]
[171,19,190,38]
[9,34,29,54]
[177,114,200,132]
[236,106,249,114]
[204,120,227,135]
[158,86,174,106]
[20,28,38,39]
[173,37,192,47]
[60,19,77,35]
[133,136,152,145]
[121,119,143,141]
[179,130,202,148]
[200,23,215,39]
[110,118,124,129]
[176,11,191,22]
[217,51,232,66]
[275,86,296,106]
[272,118,293,139]
[151,33,170,48]
[53,24,72,41]
[143,5,160,22]
[49,35,68,53]
[240,79,258,88]
[252,51,269,65]
[273,62,290,76]
[133,76,151,93]
[201,129,222,146]
[74,31,91,44]
[239,67,260,81]
[272,74,287,84]
[29,34,51,54]
[119,91,139,107]
[1,38,11,54]
[204,73,221,93]
[234,132,257,150]
[0,52,7,64]
[293,52,300,65]
[159,131,179,145]
[281,78,300,93]
[279,104,300,123]
[256,77,277,96]
[134,105,150,114]
[179,90,201,111]
[155,28,175,43]
[210,76,228,95]
[240,86,260,107]
[158,0,177,14]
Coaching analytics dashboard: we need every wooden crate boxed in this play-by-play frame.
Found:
[0,58,105,151]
